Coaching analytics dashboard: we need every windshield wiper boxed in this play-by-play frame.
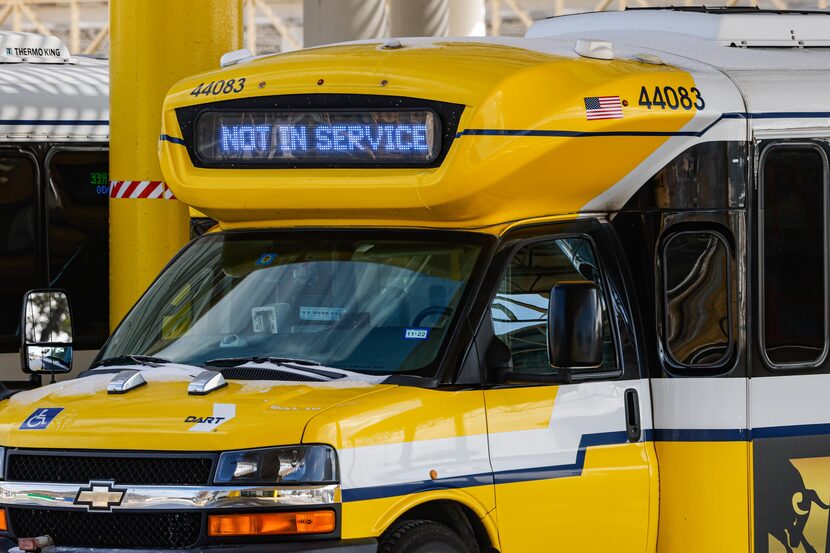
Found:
[205,356,322,367]
[90,355,173,369]
[204,357,345,380]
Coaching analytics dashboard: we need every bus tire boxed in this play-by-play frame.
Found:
[379,519,470,553]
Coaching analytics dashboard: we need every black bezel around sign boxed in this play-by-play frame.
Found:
[175,94,466,169]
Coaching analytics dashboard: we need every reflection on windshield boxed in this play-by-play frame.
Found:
[100,232,484,376]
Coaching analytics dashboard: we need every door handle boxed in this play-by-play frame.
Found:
[624,388,641,442]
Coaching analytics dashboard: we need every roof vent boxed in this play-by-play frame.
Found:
[381,39,404,50]
[188,370,228,396]
[220,48,254,68]
[574,39,614,60]
[0,31,71,64]
[107,370,147,395]
[634,52,665,65]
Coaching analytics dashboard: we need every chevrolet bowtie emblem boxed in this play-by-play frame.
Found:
[74,482,126,511]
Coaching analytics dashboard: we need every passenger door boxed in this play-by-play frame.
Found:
[481,221,653,552]
[751,139,830,553]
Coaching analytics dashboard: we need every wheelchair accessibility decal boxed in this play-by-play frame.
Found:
[20,407,64,430]
[756,440,830,553]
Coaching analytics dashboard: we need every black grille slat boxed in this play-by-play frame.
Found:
[7,454,213,485]
[10,509,201,549]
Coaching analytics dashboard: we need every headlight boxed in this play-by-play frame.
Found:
[215,445,338,485]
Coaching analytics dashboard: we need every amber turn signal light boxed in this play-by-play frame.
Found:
[208,510,336,537]
[0,508,6,531]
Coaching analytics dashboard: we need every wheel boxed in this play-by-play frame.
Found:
[379,520,470,553]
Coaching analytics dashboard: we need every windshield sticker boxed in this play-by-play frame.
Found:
[255,253,277,267]
[405,328,430,340]
[300,306,345,322]
[187,403,236,432]
[20,407,64,430]
[252,306,278,334]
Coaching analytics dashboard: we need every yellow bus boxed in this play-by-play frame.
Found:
[2,8,830,553]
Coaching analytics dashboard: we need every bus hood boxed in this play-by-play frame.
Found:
[0,367,392,451]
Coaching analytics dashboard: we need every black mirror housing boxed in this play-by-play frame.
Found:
[20,289,74,375]
[548,281,603,370]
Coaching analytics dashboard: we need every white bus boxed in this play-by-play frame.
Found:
[0,31,108,384]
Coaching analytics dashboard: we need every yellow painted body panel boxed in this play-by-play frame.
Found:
[304,386,488,449]
[494,444,653,551]
[342,490,499,548]
[655,442,751,553]
[0,375,391,451]
[109,0,241,327]
[483,384,655,552]
[483,385,557,433]
[159,41,697,230]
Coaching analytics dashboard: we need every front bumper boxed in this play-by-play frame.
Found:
[0,538,378,553]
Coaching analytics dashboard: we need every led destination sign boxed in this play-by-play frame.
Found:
[195,110,440,165]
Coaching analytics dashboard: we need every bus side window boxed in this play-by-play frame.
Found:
[46,150,110,351]
[661,231,733,369]
[0,155,37,354]
[490,237,616,374]
[760,144,829,368]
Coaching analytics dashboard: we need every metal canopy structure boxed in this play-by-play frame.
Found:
[2,0,827,57]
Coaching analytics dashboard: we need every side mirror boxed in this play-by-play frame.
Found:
[21,290,74,375]
[548,281,603,371]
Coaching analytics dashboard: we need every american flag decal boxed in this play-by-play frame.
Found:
[584,96,624,121]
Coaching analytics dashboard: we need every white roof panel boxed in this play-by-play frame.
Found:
[528,9,830,47]
[527,10,830,70]
[0,56,108,141]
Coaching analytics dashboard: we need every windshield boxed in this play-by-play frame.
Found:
[99,231,486,377]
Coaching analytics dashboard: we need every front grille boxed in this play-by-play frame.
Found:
[9,508,202,549]
[7,453,213,485]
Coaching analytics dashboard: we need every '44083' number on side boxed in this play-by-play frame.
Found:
[639,85,704,111]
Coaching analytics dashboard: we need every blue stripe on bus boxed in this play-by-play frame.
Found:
[752,423,830,439]
[156,111,830,147]
[159,134,186,145]
[342,472,494,502]
[455,111,830,140]
[0,119,108,126]
[492,430,629,485]
[341,422,830,502]
[652,428,749,442]
[342,430,628,502]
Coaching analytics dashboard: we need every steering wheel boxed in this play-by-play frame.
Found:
[412,306,454,327]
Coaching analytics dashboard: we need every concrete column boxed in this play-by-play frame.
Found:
[388,0,449,37]
[109,0,242,328]
[303,0,387,47]
[449,0,486,36]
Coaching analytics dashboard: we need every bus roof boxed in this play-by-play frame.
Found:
[0,32,108,142]
[159,10,830,233]
[527,9,830,70]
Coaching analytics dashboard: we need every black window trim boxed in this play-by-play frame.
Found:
[43,144,109,289]
[483,227,624,383]
[758,141,830,371]
[0,147,42,354]
[660,228,734,371]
